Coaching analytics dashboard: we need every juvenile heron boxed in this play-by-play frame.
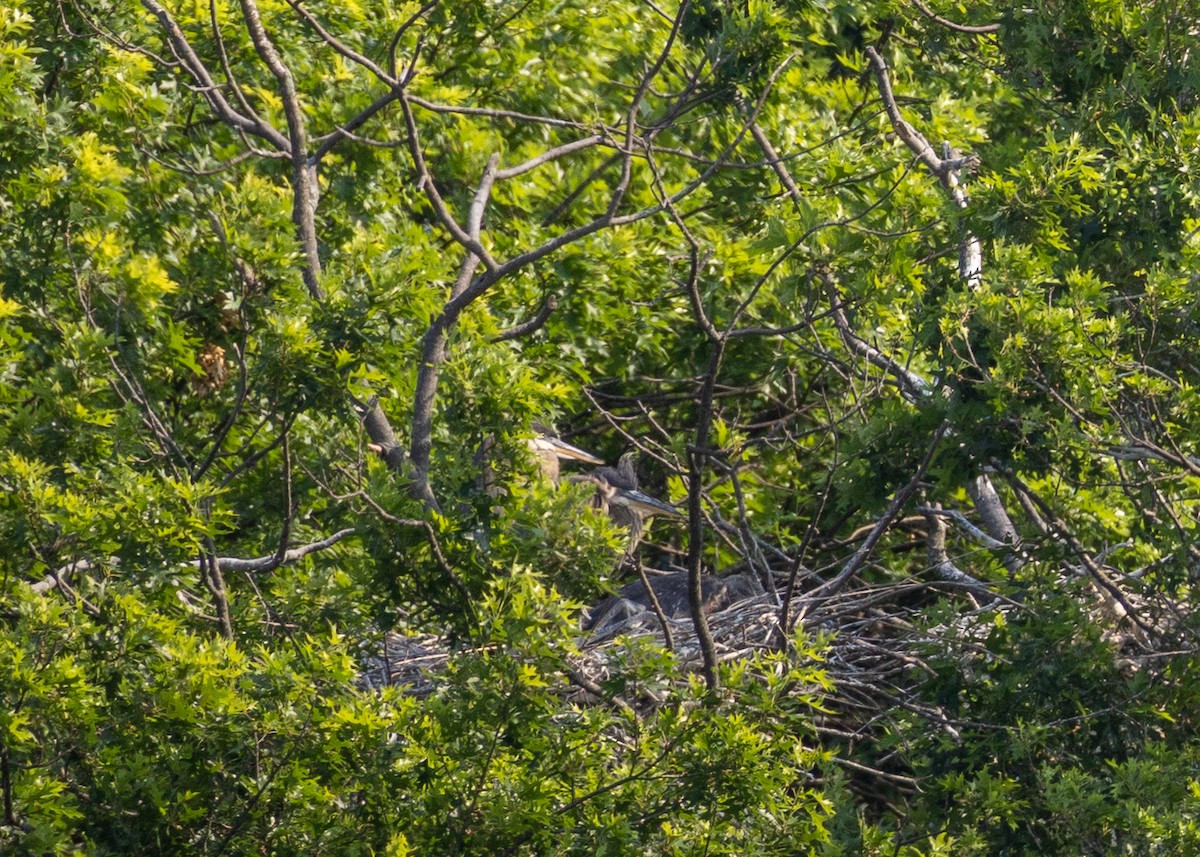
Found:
[528,421,604,482]
[583,571,758,633]
[477,422,603,499]
[587,452,682,554]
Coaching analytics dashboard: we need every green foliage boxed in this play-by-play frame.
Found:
[3,0,1200,852]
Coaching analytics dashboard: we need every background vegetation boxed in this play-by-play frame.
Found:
[3,0,1200,853]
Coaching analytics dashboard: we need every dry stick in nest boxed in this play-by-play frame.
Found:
[633,559,676,652]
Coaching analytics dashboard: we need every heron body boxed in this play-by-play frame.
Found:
[587,452,682,555]
[584,571,758,632]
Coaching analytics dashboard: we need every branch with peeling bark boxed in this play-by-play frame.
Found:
[865,46,981,290]
[861,46,1028,578]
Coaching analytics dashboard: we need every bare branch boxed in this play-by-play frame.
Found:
[207,0,273,138]
[1106,439,1200,478]
[138,0,289,151]
[237,0,324,299]
[284,0,397,86]
[200,539,234,639]
[634,559,676,652]
[993,464,1154,634]
[923,506,1003,603]
[735,92,804,214]
[918,506,1008,552]
[311,89,402,163]
[387,0,440,81]
[908,0,1001,34]
[491,294,558,343]
[407,95,594,131]
[964,474,1024,572]
[687,341,726,694]
[865,47,950,181]
[866,47,981,290]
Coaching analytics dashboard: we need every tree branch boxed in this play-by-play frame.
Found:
[408,153,500,510]
[190,528,356,574]
[398,91,499,273]
[490,294,558,343]
[923,505,1003,603]
[236,0,324,299]
[865,46,981,289]
[819,266,931,401]
[804,421,950,604]
[993,464,1154,633]
[687,342,726,695]
[138,0,290,151]
[908,0,1001,34]
[352,395,408,474]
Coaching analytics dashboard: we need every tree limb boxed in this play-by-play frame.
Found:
[187,528,357,574]
[490,294,558,343]
[138,0,290,151]
[818,265,931,401]
[908,0,1001,34]
[236,0,324,299]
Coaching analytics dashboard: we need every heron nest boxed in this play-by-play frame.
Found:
[356,567,1190,809]
[356,575,1008,733]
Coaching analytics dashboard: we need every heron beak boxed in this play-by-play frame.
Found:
[612,488,684,519]
[532,435,604,465]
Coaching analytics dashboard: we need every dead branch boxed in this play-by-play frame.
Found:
[353,395,408,474]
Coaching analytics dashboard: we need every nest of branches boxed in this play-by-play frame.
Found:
[357,570,989,741]
[357,552,1199,816]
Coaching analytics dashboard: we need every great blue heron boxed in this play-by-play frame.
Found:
[476,422,602,499]
[528,421,604,482]
[586,452,682,555]
[583,571,759,633]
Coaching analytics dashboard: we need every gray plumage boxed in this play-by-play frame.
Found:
[587,452,681,555]
[584,571,759,632]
